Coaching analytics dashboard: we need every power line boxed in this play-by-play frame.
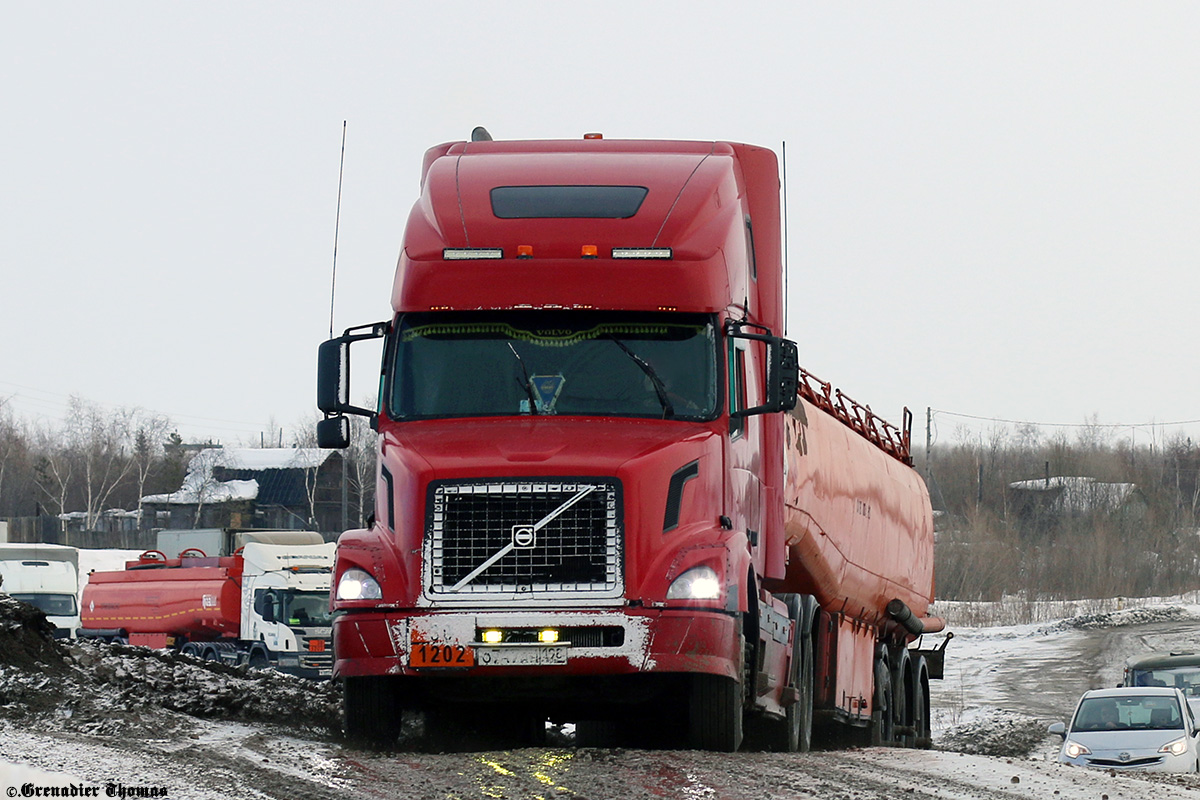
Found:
[931,408,1200,430]
[0,380,274,434]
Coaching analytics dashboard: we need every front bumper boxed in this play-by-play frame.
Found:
[1062,748,1196,772]
[332,607,739,682]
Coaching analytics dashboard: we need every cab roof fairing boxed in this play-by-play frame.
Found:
[392,143,756,315]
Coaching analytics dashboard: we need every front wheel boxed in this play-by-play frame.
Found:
[344,676,402,747]
[689,672,744,752]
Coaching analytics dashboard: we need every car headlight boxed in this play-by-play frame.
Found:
[336,567,383,600]
[666,566,722,600]
[1063,740,1091,759]
[1160,736,1189,756]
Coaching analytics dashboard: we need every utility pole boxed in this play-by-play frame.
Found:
[925,407,932,484]
[341,451,349,533]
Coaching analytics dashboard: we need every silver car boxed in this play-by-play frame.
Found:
[1049,687,1200,772]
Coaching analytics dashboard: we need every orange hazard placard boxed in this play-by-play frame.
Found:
[409,641,476,668]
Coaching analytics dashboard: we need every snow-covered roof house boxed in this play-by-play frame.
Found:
[142,447,343,533]
[1008,475,1145,522]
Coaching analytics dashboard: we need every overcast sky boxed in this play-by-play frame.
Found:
[3,3,1199,448]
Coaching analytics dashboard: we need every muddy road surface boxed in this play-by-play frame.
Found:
[4,600,1200,799]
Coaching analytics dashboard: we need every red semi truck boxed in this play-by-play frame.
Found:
[316,130,947,750]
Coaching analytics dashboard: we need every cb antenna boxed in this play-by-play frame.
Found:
[777,139,787,335]
[329,120,347,339]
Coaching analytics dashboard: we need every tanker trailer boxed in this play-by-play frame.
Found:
[770,368,948,747]
[81,542,335,678]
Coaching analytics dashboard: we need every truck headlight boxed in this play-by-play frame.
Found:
[666,566,722,600]
[336,568,382,601]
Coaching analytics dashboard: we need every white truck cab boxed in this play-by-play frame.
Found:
[240,542,335,677]
[0,543,81,638]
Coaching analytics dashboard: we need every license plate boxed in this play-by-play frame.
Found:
[475,646,568,667]
[409,641,476,668]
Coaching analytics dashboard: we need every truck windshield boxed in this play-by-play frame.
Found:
[282,591,332,627]
[1130,666,1200,697]
[11,593,78,616]
[388,311,718,421]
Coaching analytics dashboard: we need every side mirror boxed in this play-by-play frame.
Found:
[1047,722,1066,739]
[728,323,799,417]
[254,592,275,623]
[771,337,799,412]
[316,321,389,447]
[317,416,351,449]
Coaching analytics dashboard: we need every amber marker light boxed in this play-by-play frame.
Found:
[583,133,603,139]
[517,245,534,259]
[581,245,598,259]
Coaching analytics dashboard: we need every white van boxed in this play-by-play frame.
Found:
[0,543,81,638]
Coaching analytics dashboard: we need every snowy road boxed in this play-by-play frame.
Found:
[5,606,1200,799]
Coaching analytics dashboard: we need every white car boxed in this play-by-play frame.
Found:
[1049,687,1200,772]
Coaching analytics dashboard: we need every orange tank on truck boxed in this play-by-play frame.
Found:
[80,541,336,679]
[316,129,949,750]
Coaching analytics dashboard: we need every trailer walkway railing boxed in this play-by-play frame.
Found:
[797,367,913,466]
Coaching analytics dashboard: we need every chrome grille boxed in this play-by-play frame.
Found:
[427,479,622,598]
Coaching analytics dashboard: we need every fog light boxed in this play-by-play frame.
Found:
[539,629,559,644]
[482,629,503,644]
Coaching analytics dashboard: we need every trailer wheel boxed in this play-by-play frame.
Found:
[344,676,402,747]
[892,648,913,747]
[574,720,621,747]
[870,658,893,746]
[913,656,931,748]
[796,634,814,752]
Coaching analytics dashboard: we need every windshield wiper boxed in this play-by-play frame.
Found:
[607,336,674,418]
[508,343,540,414]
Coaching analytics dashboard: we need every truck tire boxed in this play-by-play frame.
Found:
[870,658,893,746]
[247,648,270,670]
[689,672,744,752]
[913,656,931,748]
[893,649,912,747]
[764,594,812,752]
[795,635,814,752]
[344,676,402,747]
[574,720,621,747]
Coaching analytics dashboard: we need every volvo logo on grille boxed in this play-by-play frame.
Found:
[512,524,536,548]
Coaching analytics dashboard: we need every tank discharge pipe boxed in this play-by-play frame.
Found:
[886,598,946,635]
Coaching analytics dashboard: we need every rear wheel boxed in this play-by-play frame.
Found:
[796,635,814,752]
[870,658,894,746]
[575,720,622,747]
[764,595,812,753]
[913,656,931,748]
[344,676,402,747]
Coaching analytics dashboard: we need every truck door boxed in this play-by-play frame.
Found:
[727,334,764,573]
